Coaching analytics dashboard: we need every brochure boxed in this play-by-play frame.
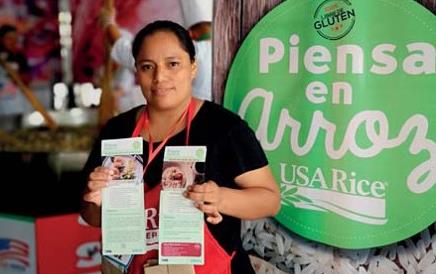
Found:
[158,146,207,265]
[104,254,134,272]
[101,137,146,256]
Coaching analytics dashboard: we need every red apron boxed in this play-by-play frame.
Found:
[128,100,235,274]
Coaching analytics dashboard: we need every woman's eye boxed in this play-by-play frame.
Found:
[141,64,153,71]
[169,61,180,68]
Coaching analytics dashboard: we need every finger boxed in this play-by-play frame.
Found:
[83,191,98,201]
[88,180,108,191]
[196,183,219,202]
[89,170,112,181]
[185,191,218,205]
[94,166,112,173]
[206,212,223,225]
[194,202,218,215]
[83,191,101,205]
[187,184,203,193]
[184,191,203,202]
[189,181,216,193]
[201,192,219,204]
[203,181,218,190]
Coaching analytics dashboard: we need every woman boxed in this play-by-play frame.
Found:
[0,24,30,122]
[81,20,280,274]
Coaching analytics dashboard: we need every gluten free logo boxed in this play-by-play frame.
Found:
[314,0,356,40]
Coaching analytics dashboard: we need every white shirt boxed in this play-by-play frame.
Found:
[0,60,25,115]
[110,30,145,113]
[193,40,212,101]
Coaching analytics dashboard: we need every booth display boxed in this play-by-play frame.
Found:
[0,213,101,274]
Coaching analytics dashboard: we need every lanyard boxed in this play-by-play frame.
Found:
[131,99,196,174]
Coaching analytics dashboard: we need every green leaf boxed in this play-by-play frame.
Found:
[295,195,312,203]
[282,199,294,207]
[283,187,298,196]
[284,196,300,203]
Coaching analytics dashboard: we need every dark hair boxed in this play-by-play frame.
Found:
[0,24,17,38]
[132,20,196,62]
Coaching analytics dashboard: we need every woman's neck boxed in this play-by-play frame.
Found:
[145,97,193,142]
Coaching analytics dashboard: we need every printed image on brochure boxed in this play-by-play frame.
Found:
[161,161,205,190]
[102,155,143,184]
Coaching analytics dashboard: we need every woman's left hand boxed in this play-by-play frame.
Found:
[184,181,223,224]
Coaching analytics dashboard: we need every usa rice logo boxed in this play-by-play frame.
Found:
[0,238,30,271]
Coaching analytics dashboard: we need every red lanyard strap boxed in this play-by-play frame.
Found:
[132,99,196,175]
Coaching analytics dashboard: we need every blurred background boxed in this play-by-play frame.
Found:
[0,1,210,272]
[0,0,192,217]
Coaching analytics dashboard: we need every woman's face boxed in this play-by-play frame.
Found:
[135,31,197,111]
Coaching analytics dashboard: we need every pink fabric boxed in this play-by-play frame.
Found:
[71,0,184,82]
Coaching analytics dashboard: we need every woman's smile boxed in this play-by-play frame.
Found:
[151,86,174,96]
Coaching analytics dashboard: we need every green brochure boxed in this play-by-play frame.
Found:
[101,137,146,256]
[158,146,207,265]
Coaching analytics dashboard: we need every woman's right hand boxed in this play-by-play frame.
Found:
[83,166,113,206]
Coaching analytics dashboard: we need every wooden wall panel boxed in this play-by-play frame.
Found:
[241,0,283,39]
[417,0,436,12]
[212,0,283,104]
[212,0,242,103]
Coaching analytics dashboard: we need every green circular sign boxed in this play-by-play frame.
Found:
[224,0,436,248]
